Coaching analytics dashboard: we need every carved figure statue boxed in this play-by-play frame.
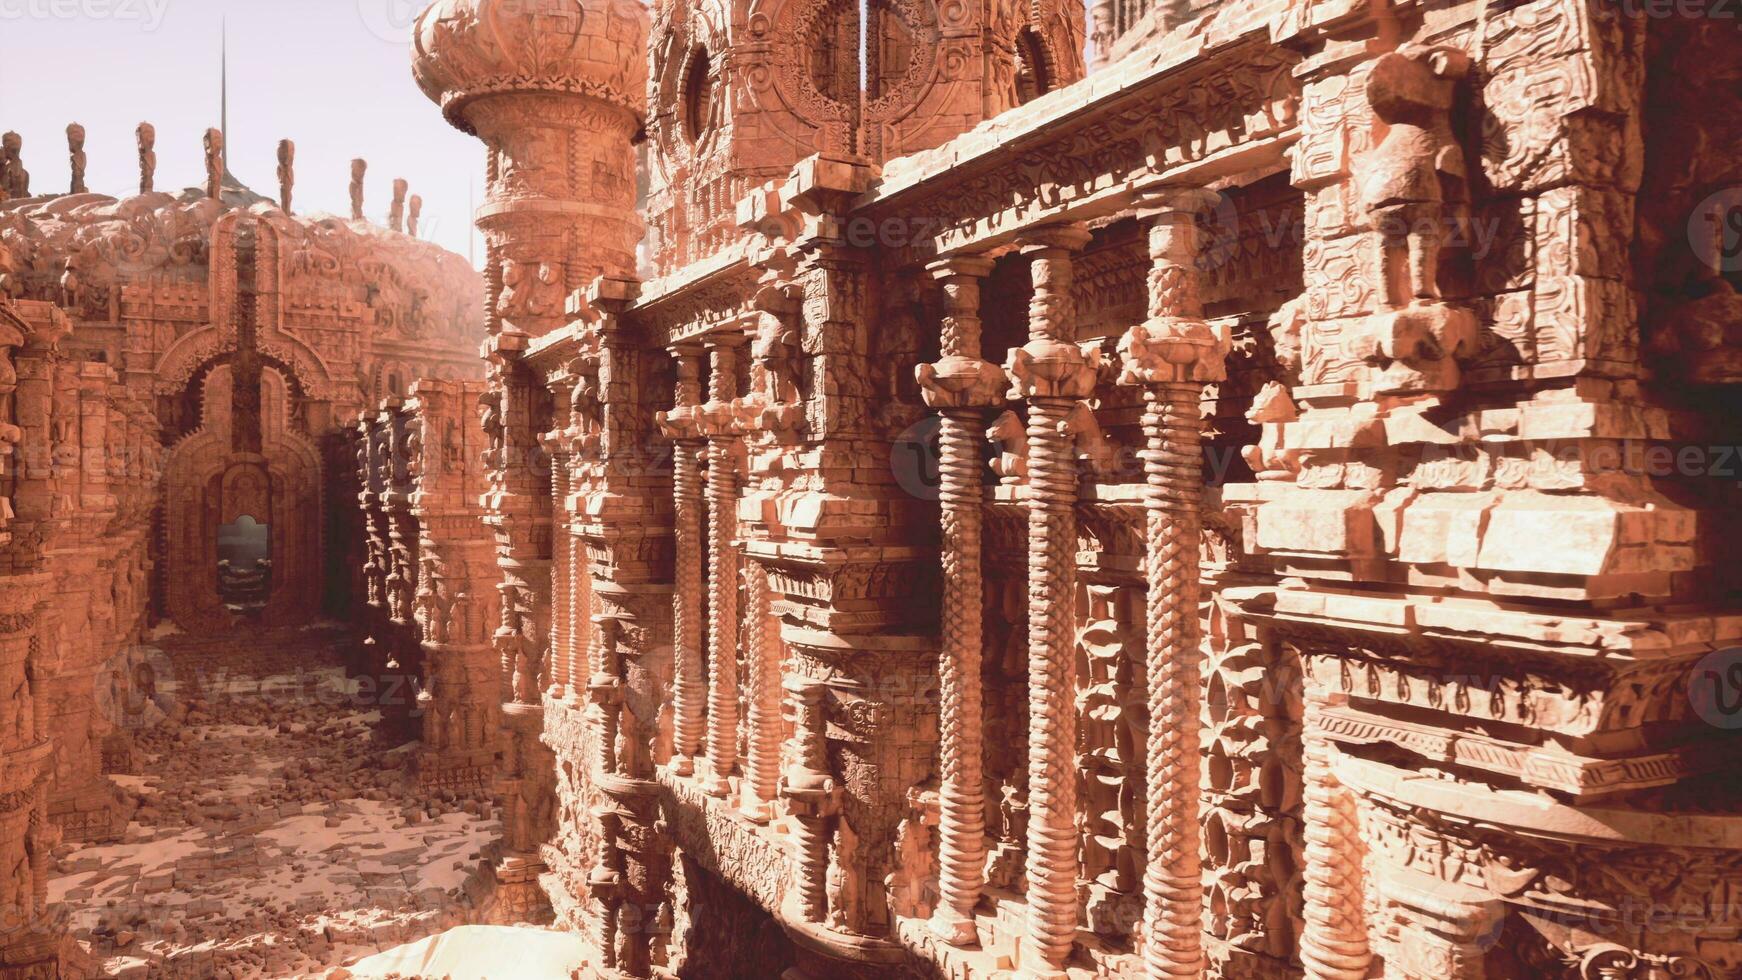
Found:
[136,122,157,195]
[1352,45,1479,392]
[58,258,79,310]
[1358,44,1471,309]
[408,195,423,237]
[2,131,30,199]
[986,409,1028,484]
[277,140,296,213]
[66,123,87,194]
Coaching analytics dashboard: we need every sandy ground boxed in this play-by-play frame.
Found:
[338,924,589,979]
[50,624,505,979]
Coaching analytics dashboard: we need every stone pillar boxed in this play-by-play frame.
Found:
[44,361,128,844]
[1004,223,1095,980]
[415,7,646,924]
[579,288,677,980]
[915,254,1002,946]
[738,560,780,822]
[782,674,839,924]
[408,380,501,791]
[357,412,393,682]
[699,336,744,798]
[0,574,58,973]
[728,289,804,825]
[1299,691,1370,980]
[656,345,706,775]
[544,378,575,701]
[381,399,424,738]
[1115,189,1229,980]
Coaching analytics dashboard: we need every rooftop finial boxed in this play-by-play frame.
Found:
[2,132,30,200]
[67,123,87,195]
[390,178,408,233]
[137,123,156,195]
[203,128,224,201]
[277,140,296,214]
[350,158,367,220]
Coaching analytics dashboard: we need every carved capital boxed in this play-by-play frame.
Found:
[916,355,1006,409]
[1018,224,1095,256]
[1116,317,1231,387]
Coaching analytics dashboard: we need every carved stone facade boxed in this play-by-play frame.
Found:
[404,0,1742,976]
[16,0,1731,974]
[357,0,1742,973]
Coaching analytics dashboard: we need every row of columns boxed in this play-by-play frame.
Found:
[917,190,1228,979]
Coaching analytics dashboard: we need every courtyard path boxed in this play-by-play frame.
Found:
[48,623,503,979]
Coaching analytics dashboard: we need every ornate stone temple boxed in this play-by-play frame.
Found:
[7,0,1741,974]
[393,0,1742,975]
[0,128,482,975]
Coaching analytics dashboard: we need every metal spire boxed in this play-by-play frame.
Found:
[221,16,228,151]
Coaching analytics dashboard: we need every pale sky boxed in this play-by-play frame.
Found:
[0,0,485,263]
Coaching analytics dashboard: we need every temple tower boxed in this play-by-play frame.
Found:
[413,0,651,922]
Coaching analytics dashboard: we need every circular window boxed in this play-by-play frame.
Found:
[799,0,928,118]
[681,46,716,144]
[805,3,859,107]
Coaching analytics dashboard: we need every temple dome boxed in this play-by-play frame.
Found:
[411,0,649,133]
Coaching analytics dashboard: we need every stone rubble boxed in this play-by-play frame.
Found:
[48,625,503,980]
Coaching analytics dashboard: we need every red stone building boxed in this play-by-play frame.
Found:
[0,135,482,975]
[396,0,1742,975]
[9,0,1742,976]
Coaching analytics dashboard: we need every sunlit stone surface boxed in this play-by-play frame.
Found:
[5,0,1740,976]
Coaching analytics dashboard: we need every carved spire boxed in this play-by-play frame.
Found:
[66,123,86,195]
[413,0,650,337]
[202,128,224,201]
[407,194,422,237]
[276,140,295,214]
[350,158,367,220]
[1,131,29,200]
[390,178,409,233]
[136,122,156,195]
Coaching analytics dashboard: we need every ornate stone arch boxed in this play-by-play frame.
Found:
[161,363,325,631]
[152,324,334,401]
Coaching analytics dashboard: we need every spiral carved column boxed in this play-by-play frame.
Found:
[782,674,838,924]
[740,561,782,821]
[1005,224,1095,979]
[916,254,1003,946]
[1300,692,1371,980]
[701,337,744,797]
[546,405,573,701]
[1116,190,1229,980]
[657,345,707,775]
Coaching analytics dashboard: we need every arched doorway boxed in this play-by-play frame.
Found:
[162,362,324,630]
[217,514,271,608]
